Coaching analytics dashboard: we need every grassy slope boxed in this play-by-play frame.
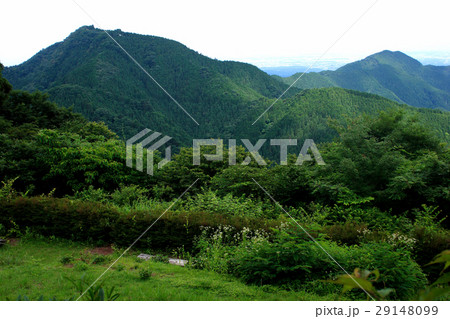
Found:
[0,237,341,301]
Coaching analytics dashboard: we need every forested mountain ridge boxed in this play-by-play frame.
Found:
[275,50,450,111]
[3,27,449,148]
[236,88,450,158]
[3,26,295,145]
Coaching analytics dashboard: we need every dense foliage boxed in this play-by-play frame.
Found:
[0,57,448,301]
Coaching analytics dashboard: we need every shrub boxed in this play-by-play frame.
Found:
[60,256,74,265]
[191,226,235,274]
[91,255,108,265]
[182,189,276,219]
[74,262,89,271]
[345,243,427,300]
[191,225,269,274]
[111,185,149,207]
[413,205,446,230]
[139,268,151,280]
[231,227,426,300]
[233,238,316,285]
[409,205,449,279]
[411,226,450,265]
[73,186,110,204]
[115,264,125,272]
[230,227,332,285]
[0,177,19,201]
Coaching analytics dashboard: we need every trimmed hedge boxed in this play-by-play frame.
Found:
[0,197,279,251]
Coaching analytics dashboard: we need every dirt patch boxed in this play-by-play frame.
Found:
[88,246,114,255]
[8,238,20,246]
[64,264,74,268]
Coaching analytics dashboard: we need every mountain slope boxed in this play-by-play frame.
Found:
[3,29,449,150]
[235,88,450,154]
[276,51,450,111]
[3,26,295,144]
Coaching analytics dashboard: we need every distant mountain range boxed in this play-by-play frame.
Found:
[260,66,323,77]
[3,26,449,147]
[274,51,450,111]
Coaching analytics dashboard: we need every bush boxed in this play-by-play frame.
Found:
[231,227,426,300]
[115,264,125,272]
[91,255,108,265]
[60,256,74,265]
[191,225,269,274]
[346,243,427,300]
[139,268,151,280]
[111,185,149,207]
[409,205,449,280]
[232,237,318,285]
[182,189,276,219]
[0,197,278,252]
[74,261,89,271]
[73,186,110,204]
[411,226,450,277]
[0,177,19,201]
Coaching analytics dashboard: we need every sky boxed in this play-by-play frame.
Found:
[1,0,449,67]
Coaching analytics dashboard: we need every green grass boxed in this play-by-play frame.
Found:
[0,237,340,301]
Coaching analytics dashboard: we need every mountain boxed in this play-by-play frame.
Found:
[3,28,449,149]
[3,26,295,145]
[275,51,450,111]
[234,87,450,156]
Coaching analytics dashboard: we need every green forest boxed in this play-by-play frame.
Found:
[0,60,449,301]
[5,26,449,149]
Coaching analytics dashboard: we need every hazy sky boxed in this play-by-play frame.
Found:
[1,0,449,67]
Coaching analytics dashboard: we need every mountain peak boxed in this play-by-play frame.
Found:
[367,50,422,68]
[280,50,449,111]
[3,26,294,140]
